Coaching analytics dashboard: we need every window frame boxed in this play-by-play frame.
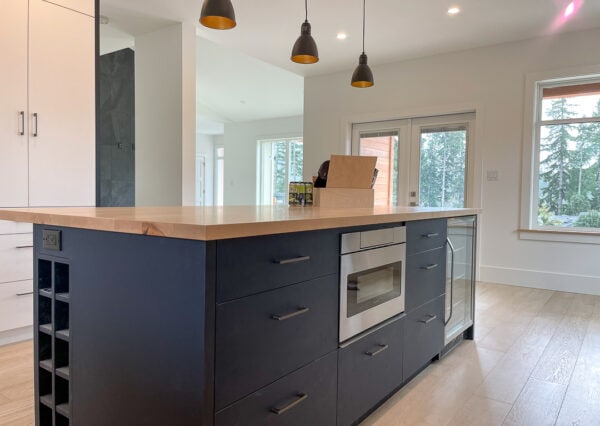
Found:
[520,66,600,243]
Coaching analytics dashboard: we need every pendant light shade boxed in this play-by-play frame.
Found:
[200,0,236,30]
[351,53,374,88]
[351,0,374,88]
[291,0,319,64]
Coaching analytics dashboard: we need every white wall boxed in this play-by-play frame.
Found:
[304,27,600,295]
[223,116,303,205]
[135,23,196,206]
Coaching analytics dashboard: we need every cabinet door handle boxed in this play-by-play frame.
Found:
[270,393,308,415]
[445,237,455,326]
[419,314,437,324]
[365,344,389,357]
[422,233,439,238]
[19,111,25,135]
[272,307,309,321]
[274,255,310,265]
[16,291,34,297]
[32,113,38,137]
[15,245,33,249]
[421,263,438,270]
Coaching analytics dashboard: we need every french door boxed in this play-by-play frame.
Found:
[352,113,475,207]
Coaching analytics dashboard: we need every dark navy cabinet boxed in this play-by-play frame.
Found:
[32,216,468,426]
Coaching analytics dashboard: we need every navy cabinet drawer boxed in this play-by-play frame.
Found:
[216,352,337,426]
[403,295,445,380]
[215,275,338,409]
[406,219,447,256]
[405,247,446,312]
[338,315,404,426]
[216,229,339,302]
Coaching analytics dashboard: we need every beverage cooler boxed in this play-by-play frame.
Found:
[444,215,476,345]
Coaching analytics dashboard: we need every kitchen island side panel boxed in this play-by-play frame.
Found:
[34,225,215,425]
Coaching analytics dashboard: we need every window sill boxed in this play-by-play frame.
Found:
[519,228,600,245]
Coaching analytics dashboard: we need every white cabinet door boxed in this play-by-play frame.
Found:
[0,234,33,283]
[0,280,33,332]
[0,0,29,208]
[28,0,96,207]
[43,0,95,17]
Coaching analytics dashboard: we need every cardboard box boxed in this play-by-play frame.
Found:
[312,155,377,208]
[313,188,375,208]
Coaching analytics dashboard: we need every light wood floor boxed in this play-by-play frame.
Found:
[2,282,600,426]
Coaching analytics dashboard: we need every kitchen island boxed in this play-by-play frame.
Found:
[0,206,479,426]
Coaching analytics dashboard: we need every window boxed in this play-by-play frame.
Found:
[352,113,474,208]
[532,78,600,230]
[257,137,303,205]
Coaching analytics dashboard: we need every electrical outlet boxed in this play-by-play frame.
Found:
[487,170,499,181]
[42,229,61,251]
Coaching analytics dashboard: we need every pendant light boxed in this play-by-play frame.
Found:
[351,0,374,88]
[291,0,319,64]
[200,0,236,30]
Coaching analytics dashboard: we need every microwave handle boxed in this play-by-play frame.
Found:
[445,237,455,326]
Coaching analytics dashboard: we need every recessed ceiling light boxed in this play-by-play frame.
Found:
[447,6,461,15]
[337,32,347,40]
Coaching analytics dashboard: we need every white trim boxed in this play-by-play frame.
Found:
[480,265,600,296]
[520,64,600,237]
[0,326,32,347]
[519,229,600,245]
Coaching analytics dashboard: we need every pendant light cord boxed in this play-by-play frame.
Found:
[362,0,366,54]
[305,0,308,22]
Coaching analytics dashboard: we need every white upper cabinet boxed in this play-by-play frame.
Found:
[43,0,95,17]
[28,0,95,207]
[0,0,29,208]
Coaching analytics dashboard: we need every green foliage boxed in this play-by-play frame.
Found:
[538,204,560,226]
[575,210,600,228]
[565,193,591,216]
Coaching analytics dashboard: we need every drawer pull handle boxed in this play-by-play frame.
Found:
[16,291,34,297]
[365,344,389,357]
[419,314,437,324]
[422,233,439,238]
[272,307,310,321]
[270,392,308,415]
[15,245,33,249]
[274,255,311,265]
[421,263,439,270]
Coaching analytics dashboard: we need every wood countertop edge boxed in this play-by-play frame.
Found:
[0,208,481,241]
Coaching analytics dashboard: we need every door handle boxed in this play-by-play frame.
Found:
[19,111,25,136]
[419,314,437,324]
[421,263,438,270]
[15,245,33,249]
[365,343,389,357]
[422,233,439,238]
[271,307,309,321]
[445,237,455,326]
[270,393,308,415]
[16,291,34,297]
[274,255,310,265]
[32,113,38,137]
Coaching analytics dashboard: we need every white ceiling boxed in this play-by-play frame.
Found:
[102,0,600,77]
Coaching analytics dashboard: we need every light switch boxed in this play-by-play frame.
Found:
[487,170,499,181]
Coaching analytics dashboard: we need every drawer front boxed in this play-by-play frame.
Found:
[216,229,339,302]
[215,275,338,409]
[216,351,337,426]
[405,247,446,312]
[0,280,33,332]
[0,233,33,283]
[407,219,447,255]
[403,295,445,380]
[0,220,32,235]
[338,315,404,426]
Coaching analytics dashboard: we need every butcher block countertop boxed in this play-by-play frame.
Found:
[0,206,481,241]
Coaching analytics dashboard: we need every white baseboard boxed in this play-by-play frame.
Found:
[480,265,600,296]
[0,326,33,346]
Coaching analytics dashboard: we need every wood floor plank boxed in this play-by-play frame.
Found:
[448,394,512,426]
[502,378,567,426]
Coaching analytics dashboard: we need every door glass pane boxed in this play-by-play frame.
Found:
[346,262,402,317]
[359,131,399,206]
[419,128,467,208]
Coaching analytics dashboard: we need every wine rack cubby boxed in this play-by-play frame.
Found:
[36,258,71,425]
